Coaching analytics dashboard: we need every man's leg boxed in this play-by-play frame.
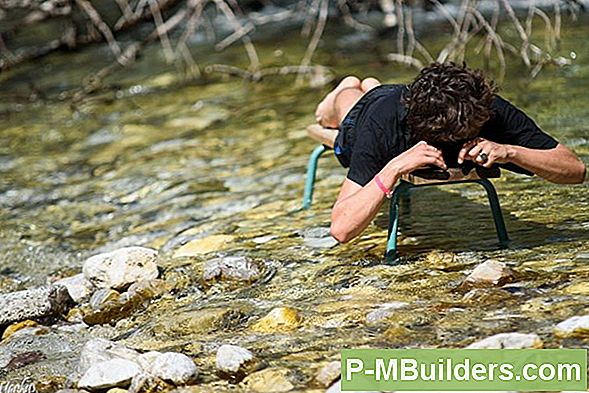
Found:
[315,76,363,129]
[330,77,381,126]
[361,77,381,92]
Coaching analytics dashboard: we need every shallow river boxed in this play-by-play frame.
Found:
[0,11,588,391]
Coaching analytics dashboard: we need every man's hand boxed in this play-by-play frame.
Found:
[392,141,447,174]
[458,137,511,167]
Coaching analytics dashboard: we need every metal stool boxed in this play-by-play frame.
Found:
[302,145,510,263]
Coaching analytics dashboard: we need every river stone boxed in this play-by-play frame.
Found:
[83,247,159,291]
[316,361,341,387]
[251,307,301,333]
[106,389,128,393]
[216,344,253,372]
[463,260,514,287]
[156,307,245,335]
[203,256,260,282]
[0,347,14,369]
[84,281,161,325]
[136,351,160,371]
[242,368,294,392]
[54,273,94,303]
[1,320,39,341]
[89,288,120,310]
[366,302,409,324]
[554,315,589,338]
[78,358,141,390]
[563,282,589,295]
[78,338,140,376]
[142,352,198,384]
[173,235,234,257]
[0,285,73,325]
[128,372,151,393]
[466,333,543,349]
[216,344,258,382]
[301,227,338,249]
[252,235,278,244]
[55,390,83,393]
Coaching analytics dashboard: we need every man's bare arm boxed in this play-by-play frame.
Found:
[330,142,446,243]
[503,144,586,184]
[458,139,586,184]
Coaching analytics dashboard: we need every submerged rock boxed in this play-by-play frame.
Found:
[173,235,234,257]
[53,273,94,303]
[0,285,72,325]
[156,307,245,335]
[83,247,159,291]
[554,315,589,338]
[83,279,167,326]
[466,333,543,349]
[242,368,294,392]
[75,340,198,388]
[366,302,409,324]
[78,358,141,390]
[301,227,338,249]
[216,344,258,382]
[89,288,120,310]
[315,361,341,387]
[142,352,198,385]
[78,338,140,376]
[251,307,301,333]
[203,256,261,282]
[462,260,514,288]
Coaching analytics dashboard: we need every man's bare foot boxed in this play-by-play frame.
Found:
[306,124,338,148]
[361,77,381,92]
[314,76,361,128]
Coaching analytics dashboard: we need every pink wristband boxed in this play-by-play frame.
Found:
[374,175,393,199]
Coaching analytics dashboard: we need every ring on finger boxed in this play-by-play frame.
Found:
[477,151,489,163]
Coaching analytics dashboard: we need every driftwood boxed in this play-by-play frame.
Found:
[0,0,583,96]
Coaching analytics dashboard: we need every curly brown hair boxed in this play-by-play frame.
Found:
[402,62,496,144]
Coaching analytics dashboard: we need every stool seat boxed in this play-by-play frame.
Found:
[302,144,510,263]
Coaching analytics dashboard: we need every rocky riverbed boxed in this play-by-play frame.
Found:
[1,11,589,393]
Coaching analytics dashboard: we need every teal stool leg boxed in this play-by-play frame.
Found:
[385,181,412,263]
[302,145,328,210]
[475,179,510,247]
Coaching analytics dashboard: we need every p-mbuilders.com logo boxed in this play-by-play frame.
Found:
[341,349,586,391]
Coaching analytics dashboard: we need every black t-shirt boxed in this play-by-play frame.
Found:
[342,84,559,186]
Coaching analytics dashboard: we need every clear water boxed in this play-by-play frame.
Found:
[0,13,588,389]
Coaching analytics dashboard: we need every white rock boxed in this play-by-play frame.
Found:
[78,358,141,390]
[554,315,589,337]
[129,372,152,393]
[216,344,254,373]
[301,227,338,249]
[143,352,198,384]
[464,260,514,286]
[78,338,140,376]
[316,361,341,387]
[0,347,14,369]
[83,247,159,290]
[136,351,161,372]
[89,288,120,310]
[466,333,542,349]
[203,256,260,282]
[366,302,409,324]
[54,273,94,303]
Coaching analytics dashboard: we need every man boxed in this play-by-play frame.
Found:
[310,63,586,244]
